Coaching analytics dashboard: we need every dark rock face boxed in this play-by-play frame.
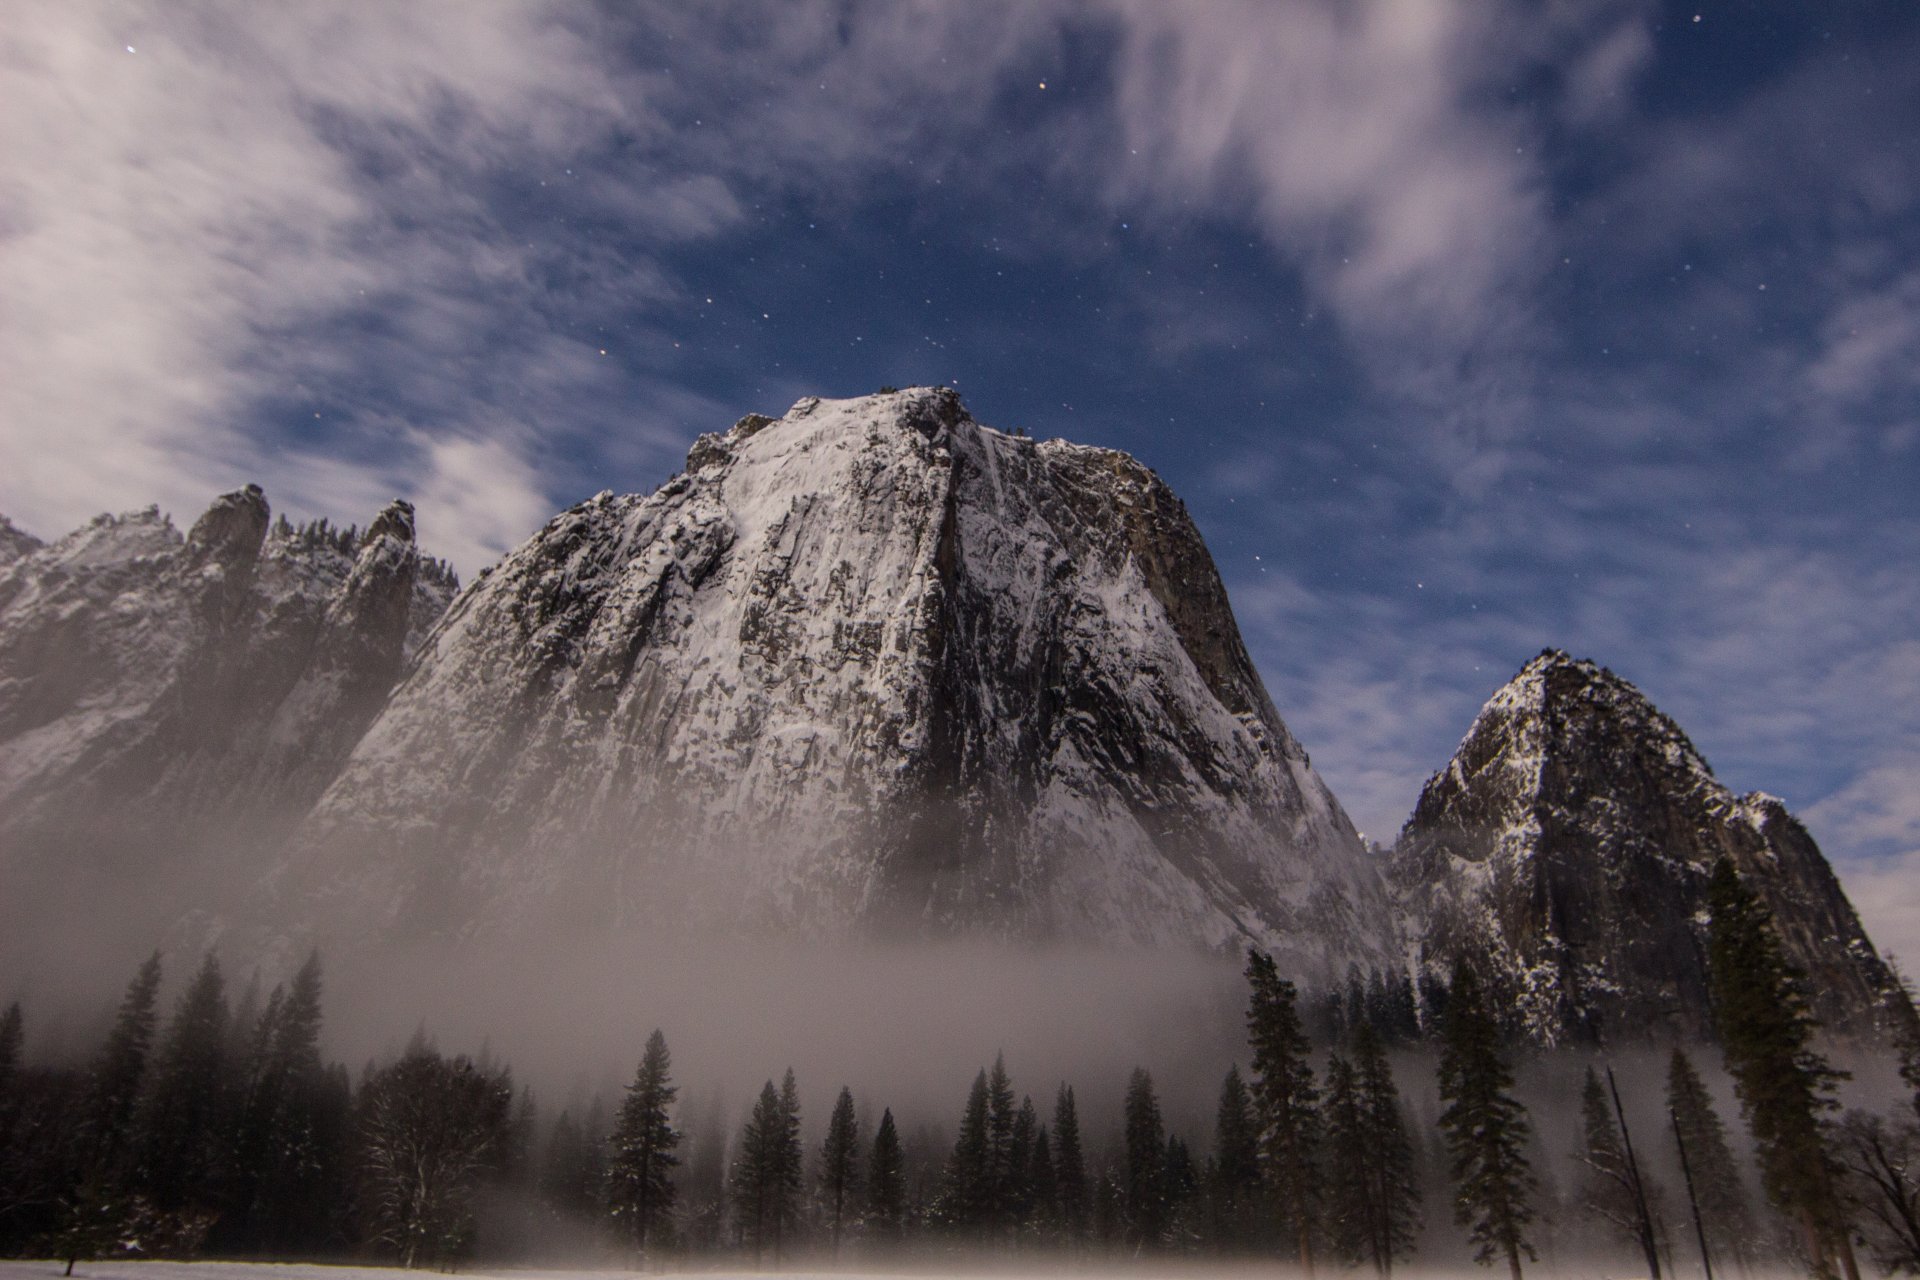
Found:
[1391,649,1902,1044]
[0,489,457,891]
[269,389,1396,973]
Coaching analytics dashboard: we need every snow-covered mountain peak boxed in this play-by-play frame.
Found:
[269,389,1394,972]
[1394,650,1899,1043]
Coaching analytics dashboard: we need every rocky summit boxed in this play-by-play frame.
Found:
[266,388,1396,976]
[1390,649,1903,1044]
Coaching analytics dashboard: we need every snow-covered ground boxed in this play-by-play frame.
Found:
[0,1260,1801,1280]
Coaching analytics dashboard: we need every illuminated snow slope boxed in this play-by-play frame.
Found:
[272,388,1395,975]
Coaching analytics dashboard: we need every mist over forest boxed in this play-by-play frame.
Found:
[4,900,1919,1279]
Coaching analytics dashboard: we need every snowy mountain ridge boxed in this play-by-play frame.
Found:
[0,485,457,962]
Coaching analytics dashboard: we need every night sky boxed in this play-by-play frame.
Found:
[5,2,1917,955]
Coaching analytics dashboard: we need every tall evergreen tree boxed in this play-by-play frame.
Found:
[985,1053,1016,1234]
[135,951,232,1217]
[1246,946,1322,1270]
[1122,1068,1168,1248]
[776,1069,803,1254]
[1325,1052,1370,1265]
[1665,1046,1754,1269]
[1438,959,1536,1280]
[606,1029,679,1263]
[1705,858,1855,1279]
[731,1079,800,1264]
[868,1108,905,1240]
[85,952,162,1176]
[820,1086,861,1257]
[1008,1095,1038,1230]
[1164,1134,1199,1249]
[233,951,339,1254]
[945,1069,994,1234]
[1211,1066,1261,1249]
[1352,1022,1421,1274]
[1054,1084,1088,1244]
[1028,1122,1058,1239]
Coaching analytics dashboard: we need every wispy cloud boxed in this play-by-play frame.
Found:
[0,1,672,571]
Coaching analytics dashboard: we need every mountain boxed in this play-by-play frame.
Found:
[0,487,458,957]
[263,387,1396,976]
[1390,649,1902,1044]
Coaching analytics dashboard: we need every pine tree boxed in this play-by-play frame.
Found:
[1665,1046,1754,1269]
[1028,1122,1058,1239]
[1246,947,1322,1269]
[1123,1068,1168,1248]
[85,952,162,1176]
[1351,1021,1420,1274]
[731,1081,791,1264]
[232,951,339,1254]
[945,1069,993,1234]
[868,1107,905,1241]
[1438,959,1536,1280]
[1705,858,1855,1279]
[1054,1084,1088,1245]
[986,1053,1017,1235]
[1164,1134,1199,1249]
[775,1069,803,1256]
[607,1028,679,1263]
[820,1085,861,1257]
[1325,1052,1370,1265]
[1211,1065,1261,1250]
[135,951,231,1218]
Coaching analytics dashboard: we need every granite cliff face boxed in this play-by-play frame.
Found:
[1391,650,1901,1043]
[269,388,1396,974]
[0,487,457,882]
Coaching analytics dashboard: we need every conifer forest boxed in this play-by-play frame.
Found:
[1,863,1916,1278]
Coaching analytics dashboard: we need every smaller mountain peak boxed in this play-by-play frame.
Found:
[0,514,44,563]
[362,500,416,548]
[186,485,271,561]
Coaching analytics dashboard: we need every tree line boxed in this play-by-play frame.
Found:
[1,857,1918,1275]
